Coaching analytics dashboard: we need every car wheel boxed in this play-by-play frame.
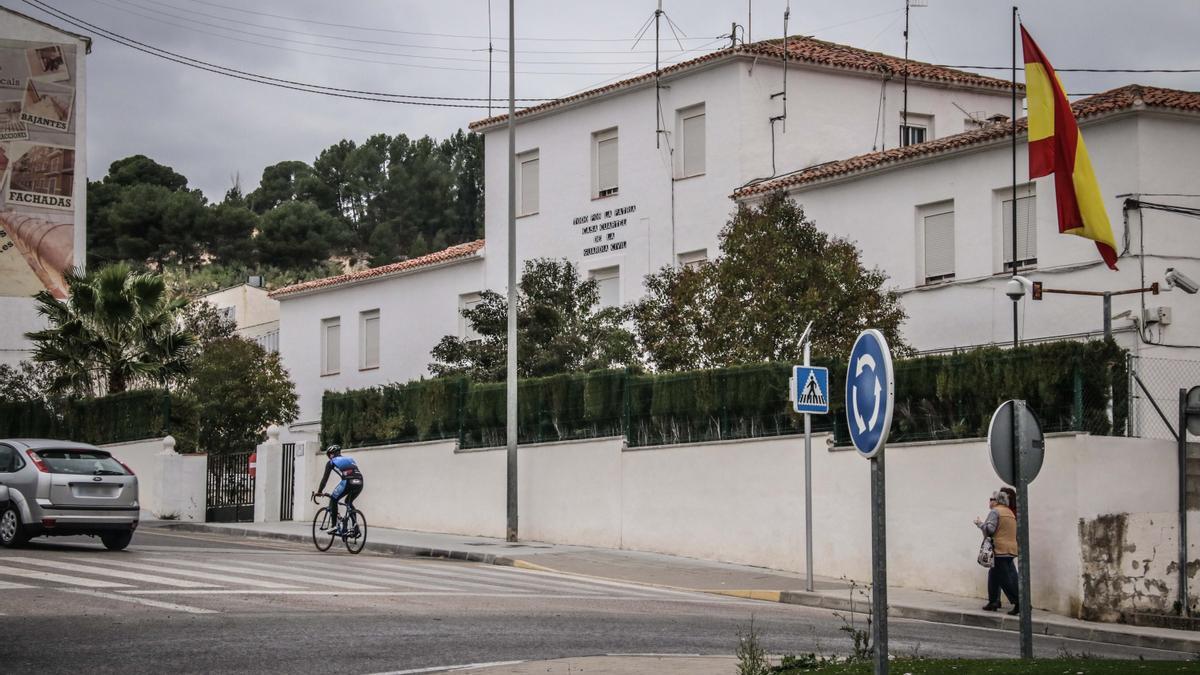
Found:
[100,530,133,551]
[0,505,29,548]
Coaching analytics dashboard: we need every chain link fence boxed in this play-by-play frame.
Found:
[1128,355,1200,440]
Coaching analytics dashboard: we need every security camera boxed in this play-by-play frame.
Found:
[1005,275,1032,301]
[1165,268,1199,295]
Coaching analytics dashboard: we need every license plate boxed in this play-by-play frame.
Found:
[72,484,120,498]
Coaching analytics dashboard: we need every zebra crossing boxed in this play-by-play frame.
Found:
[0,550,715,608]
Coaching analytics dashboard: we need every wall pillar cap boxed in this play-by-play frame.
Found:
[161,435,177,455]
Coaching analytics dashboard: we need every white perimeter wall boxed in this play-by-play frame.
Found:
[101,437,207,521]
[324,432,1185,618]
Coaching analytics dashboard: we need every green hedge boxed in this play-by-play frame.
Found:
[322,339,1129,450]
[0,390,199,452]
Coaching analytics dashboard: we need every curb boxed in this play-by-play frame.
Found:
[160,522,526,568]
[161,523,1200,655]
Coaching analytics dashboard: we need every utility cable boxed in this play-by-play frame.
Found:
[160,0,720,43]
[20,0,538,108]
[99,0,694,66]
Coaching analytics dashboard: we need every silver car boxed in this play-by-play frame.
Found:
[0,439,139,550]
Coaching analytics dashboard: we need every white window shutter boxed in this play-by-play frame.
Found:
[520,156,539,215]
[923,211,955,280]
[1003,196,1037,264]
[363,315,380,368]
[682,112,705,176]
[597,137,618,192]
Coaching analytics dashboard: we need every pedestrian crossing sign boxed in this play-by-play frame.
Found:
[791,365,830,415]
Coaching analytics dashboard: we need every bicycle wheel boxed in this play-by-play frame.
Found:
[312,507,335,552]
[344,509,367,554]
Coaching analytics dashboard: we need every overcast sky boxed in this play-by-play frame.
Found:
[7,0,1199,200]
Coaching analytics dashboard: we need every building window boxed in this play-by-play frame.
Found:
[593,128,618,198]
[677,104,705,178]
[218,306,236,323]
[460,293,483,342]
[678,249,708,270]
[359,310,380,370]
[900,113,932,147]
[321,317,340,375]
[922,209,956,283]
[900,124,927,147]
[590,266,620,308]
[1002,193,1037,271]
[518,149,539,216]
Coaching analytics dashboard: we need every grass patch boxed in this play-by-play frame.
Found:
[773,659,1196,674]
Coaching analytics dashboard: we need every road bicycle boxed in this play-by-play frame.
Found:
[310,491,367,554]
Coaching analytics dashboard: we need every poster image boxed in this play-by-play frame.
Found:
[21,79,73,131]
[0,97,25,141]
[0,36,77,299]
[7,142,74,210]
[26,44,68,82]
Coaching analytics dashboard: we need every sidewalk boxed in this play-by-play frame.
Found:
[160,520,1200,655]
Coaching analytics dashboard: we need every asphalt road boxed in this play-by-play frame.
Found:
[0,526,1191,674]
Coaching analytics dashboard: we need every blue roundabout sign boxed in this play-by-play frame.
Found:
[845,329,894,458]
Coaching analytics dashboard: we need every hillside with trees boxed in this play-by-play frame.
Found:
[87,130,483,291]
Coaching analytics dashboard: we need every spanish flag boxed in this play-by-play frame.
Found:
[1021,26,1119,270]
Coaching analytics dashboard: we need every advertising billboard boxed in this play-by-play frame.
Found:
[0,38,77,299]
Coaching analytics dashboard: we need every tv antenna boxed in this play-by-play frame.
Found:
[633,1,686,149]
[902,0,929,146]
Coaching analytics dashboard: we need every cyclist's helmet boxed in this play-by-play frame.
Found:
[325,444,341,458]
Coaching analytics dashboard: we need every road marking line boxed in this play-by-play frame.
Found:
[488,564,732,601]
[91,558,300,589]
[58,588,217,614]
[230,558,466,593]
[413,562,635,596]
[374,561,614,596]
[3,556,220,589]
[123,590,673,599]
[365,661,525,675]
[163,558,384,590]
[0,567,131,588]
[137,529,300,550]
[279,558,547,594]
[0,579,34,589]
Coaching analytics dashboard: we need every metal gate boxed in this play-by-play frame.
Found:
[280,443,296,521]
[206,450,255,522]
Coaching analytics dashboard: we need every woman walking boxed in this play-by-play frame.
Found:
[975,489,1020,615]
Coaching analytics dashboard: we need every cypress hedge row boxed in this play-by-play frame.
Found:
[0,390,199,452]
[322,339,1128,450]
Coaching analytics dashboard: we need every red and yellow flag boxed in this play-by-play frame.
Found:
[1021,25,1119,270]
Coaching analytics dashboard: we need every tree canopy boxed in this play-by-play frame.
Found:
[87,131,483,281]
[26,263,197,396]
[429,258,638,381]
[632,193,909,371]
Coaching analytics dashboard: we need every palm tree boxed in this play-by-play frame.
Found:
[26,263,197,396]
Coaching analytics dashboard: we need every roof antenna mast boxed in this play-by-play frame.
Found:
[487,0,494,117]
[632,1,686,150]
[902,0,928,146]
[770,1,790,133]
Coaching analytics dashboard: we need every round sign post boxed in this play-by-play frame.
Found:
[845,329,894,675]
[986,400,1043,659]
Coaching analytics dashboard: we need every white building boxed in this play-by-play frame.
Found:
[272,37,1021,435]
[733,84,1200,364]
[470,37,1019,305]
[199,279,281,353]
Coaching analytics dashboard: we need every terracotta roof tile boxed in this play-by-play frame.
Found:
[269,240,485,299]
[469,37,1017,131]
[733,85,1200,198]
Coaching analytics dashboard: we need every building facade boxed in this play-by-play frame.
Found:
[199,280,282,353]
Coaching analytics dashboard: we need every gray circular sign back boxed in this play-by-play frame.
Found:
[987,400,1045,486]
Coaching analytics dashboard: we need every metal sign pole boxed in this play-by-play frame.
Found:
[804,340,814,592]
[1014,401,1033,658]
[1179,388,1189,616]
[871,450,888,675]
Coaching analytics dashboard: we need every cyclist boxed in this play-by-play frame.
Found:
[315,444,363,535]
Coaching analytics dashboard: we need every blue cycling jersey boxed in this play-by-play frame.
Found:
[318,455,363,495]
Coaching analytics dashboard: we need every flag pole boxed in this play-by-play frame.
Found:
[1011,6,1019,350]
